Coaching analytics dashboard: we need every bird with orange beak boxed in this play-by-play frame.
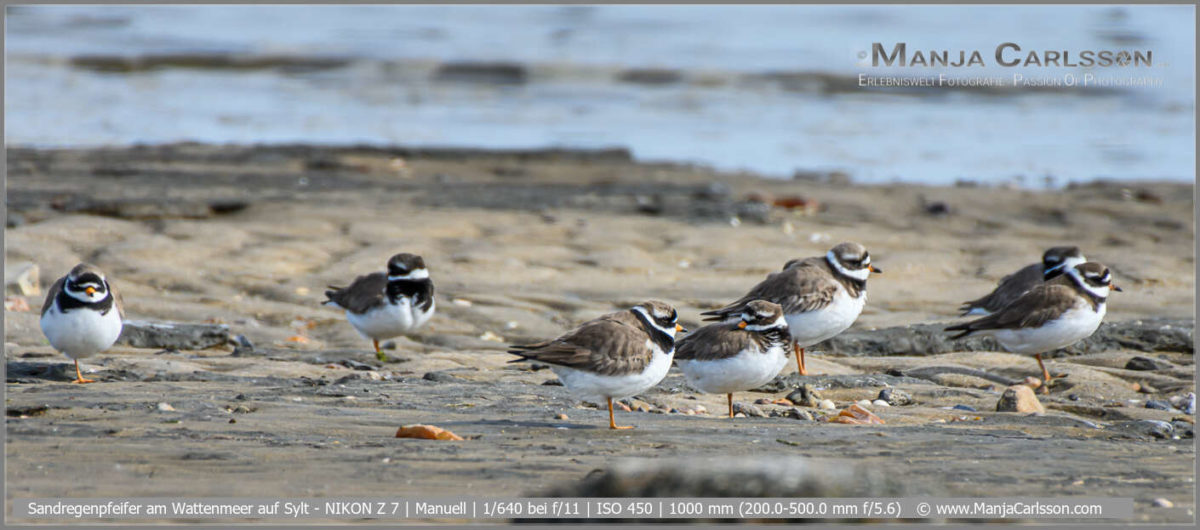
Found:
[39,263,124,384]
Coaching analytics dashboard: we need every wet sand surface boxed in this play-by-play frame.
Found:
[4,144,1194,523]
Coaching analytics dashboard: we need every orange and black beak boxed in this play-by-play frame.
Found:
[676,323,687,333]
[868,265,882,274]
[736,321,748,329]
[1110,282,1123,292]
[85,286,96,296]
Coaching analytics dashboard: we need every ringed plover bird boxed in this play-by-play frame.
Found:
[675,300,790,418]
[960,246,1086,316]
[946,262,1119,394]
[508,300,684,429]
[39,263,124,384]
[701,242,880,376]
[323,253,435,362]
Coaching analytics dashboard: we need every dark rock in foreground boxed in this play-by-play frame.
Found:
[819,318,1193,357]
[116,320,232,350]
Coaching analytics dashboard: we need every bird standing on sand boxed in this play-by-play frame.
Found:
[39,263,125,384]
[701,242,880,377]
[675,300,791,418]
[960,246,1087,316]
[323,253,435,362]
[946,262,1120,394]
[508,301,684,430]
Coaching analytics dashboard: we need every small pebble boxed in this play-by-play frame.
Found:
[818,399,835,410]
[952,404,977,412]
[855,399,872,409]
[872,400,890,408]
[877,388,914,406]
[1152,498,1174,508]
[555,413,568,420]
[156,403,175,412]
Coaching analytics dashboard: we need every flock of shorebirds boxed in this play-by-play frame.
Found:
[38,242,1120,429]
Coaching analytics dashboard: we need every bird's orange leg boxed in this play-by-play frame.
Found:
[727,393,734,418]
[608,397,634,430]
[373,339,389,362]
[1035,353,1053,394]
[794,343,808,376]
[70,360,95,384]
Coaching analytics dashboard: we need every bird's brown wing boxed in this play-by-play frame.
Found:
[40,276,65,316]
[107,278,126,319]
[947,284,1080,338]
[674,322,752,362]
[960,262,1042,315]
[702,264,837,321]
[324,272,387,314]
[509,316,652,376]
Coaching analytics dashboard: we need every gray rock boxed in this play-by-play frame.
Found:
[819,318,1193,356]
[877,388,915,406]
[758,373,930,393]
[1170,421,1194,438]
[117,320,232,350]
[732,403,768,418]
[785,408,814,421]
[1125,356,1172,371]
[422,371,461,383]
[1145,400,1174,411]
[996,385,1044,413]
[952,404,977,412]
[1110,420,1175,440]
[785,385,824,407]
[230,335,255,357]
[1171,393,1195,415]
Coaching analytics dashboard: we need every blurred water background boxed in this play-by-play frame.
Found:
[5,4,1195,186]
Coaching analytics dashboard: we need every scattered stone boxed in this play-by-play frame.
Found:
[230,335,255,357]
[855,399,872,408]
[118,320,232,350]
[1170,421,1194,439]
[996,385,1045,414]
[1125,356,1171,371]
[4,262,40,296]
[541,379,564,386]
[818,399,836,410]
[156,402,175,412]
[952,404,977,412]
[555,413,568,421]
[422,371,460,383]
[786,408,814,421]
[877,388,914,406]
[1170,393,1195,415]
[1145,400,1174,411]
[828,404,884,425]
[1135,383,1159,394]
[340,359,375,371]
[786,385,824,407]
[733,403,768,418]
[872,400,890,408]
[1152,498,1174,508]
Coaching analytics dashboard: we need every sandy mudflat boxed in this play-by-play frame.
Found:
[4,144,1195,523]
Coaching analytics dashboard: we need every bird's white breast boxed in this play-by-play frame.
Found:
[40,303,123,359]
[346,298,435,341]
[988,301,1106,355]
[785,286,865,347]
[677,343,789,395]
[550,340,674,402]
